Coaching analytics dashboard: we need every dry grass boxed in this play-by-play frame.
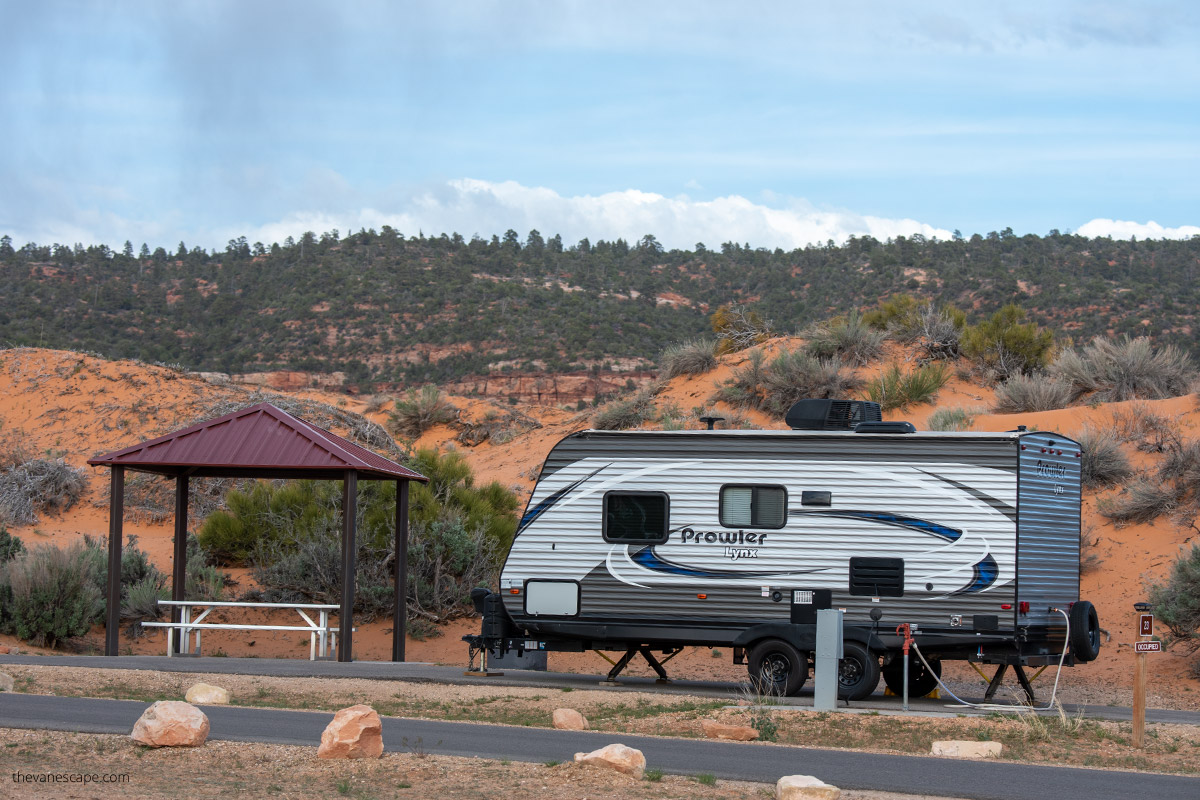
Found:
[388,386,460,439]
[801,312,886,367]
[1076,425,1133,489]
[992,373,1072,414]
[658,338,718,379]
[1098,476,1178,525]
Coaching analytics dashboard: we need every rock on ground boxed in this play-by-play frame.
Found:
[552,708,589,730]
[318,705,384,759]
[130,701,210,747]
[931,740,1003,758]
[700,719,759,741]
[185,682,230,704]
[777,774,841,800]
[573,743,646,779]
[0,671,13,692]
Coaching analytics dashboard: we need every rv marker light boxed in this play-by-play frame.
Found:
[510,588,520,594]
[1001,604,1012,610]
[696,593,707,600]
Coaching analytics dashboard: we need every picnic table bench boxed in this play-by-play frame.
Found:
[141,600,347,660]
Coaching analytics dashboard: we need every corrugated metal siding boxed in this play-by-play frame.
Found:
[505,431,1021,632]
[1016,432,1081,631]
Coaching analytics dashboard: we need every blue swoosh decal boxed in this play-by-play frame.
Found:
[518,464,607,532]
[791,510,962,542]
[952,553,999,595]
[630,545,822,580]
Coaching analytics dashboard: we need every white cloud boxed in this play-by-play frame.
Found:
[236,179,954,252]
[1075,218,1200,240]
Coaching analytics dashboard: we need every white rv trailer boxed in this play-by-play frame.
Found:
[466,402,1101,700]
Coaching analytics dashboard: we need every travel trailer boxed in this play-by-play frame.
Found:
[465,400,1101,700]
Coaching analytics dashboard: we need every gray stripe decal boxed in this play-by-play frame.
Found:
[918,469,1017,522]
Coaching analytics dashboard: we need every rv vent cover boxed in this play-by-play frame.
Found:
[848,557,904,597]
[785,399,882,431]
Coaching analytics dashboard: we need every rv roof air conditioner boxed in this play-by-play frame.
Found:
[785,399,882,431]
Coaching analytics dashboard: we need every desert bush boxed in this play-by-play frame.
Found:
[1109,403,1181,453]
[592,390,655,430]
[1075,426,1132,489]
[714,349,862,417]
[0,457,88,526]
[960,305,1054,381]
[926,406,980,431]
[1148,543,1200,663]
[658,338,718,379]
[711,304,773,355]
[760,352,863,416]
[1053,336,1193,403]
[388,385,459,439]
[2,541,104,646]
[802,311,886,366]
[866,363,950,411]
[991,373,1073,414]
[0,526,24,562]
[455,407,540,447]
[1098,477,1178,526]
[912,303,967,360]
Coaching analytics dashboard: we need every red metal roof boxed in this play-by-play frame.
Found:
[87,403,427,482]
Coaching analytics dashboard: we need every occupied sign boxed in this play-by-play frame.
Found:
[1134,641,1161,653]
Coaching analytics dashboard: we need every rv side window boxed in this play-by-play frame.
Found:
[719,485,787,529]
[603,492,670,544]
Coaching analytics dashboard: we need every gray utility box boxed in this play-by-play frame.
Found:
[813,608,844,711]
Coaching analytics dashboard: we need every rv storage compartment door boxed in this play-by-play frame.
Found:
[525,581,580,616]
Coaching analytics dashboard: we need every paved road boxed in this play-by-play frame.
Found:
[3,653,1198,725]
[2,694,1197,800]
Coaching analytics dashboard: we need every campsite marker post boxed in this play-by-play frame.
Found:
[1133,602,1153,749]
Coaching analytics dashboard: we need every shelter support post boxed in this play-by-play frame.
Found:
[338,470,358,662]
[104,466,125,656]
[172,476,189,654]
[392,480,409,662]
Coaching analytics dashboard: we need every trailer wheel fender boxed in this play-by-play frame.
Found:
[733,624,882,654]
[1069,600,1101,662]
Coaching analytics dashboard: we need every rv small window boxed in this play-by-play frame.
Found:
[720,485,787,529]
[603,492,669,544]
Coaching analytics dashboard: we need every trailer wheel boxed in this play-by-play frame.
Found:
[838,641,881,701]
[748,639,808,697]
[882,652,941,698]
[1069,600,1101,662]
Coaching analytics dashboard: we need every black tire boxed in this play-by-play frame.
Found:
[838,640,881,701]
[882,652,941,698]
[1069,600,1101,662]
[748,639,809,697]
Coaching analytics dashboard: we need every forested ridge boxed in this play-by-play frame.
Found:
[1,228,1196,392]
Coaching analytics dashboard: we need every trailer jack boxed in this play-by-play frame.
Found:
[595,646,683,685]
[463,638,504,677]
[980,663,1039,704]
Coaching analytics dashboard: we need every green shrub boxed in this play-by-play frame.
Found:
[960,305,1054,380]
[1053,336,1193,403]
[658,338,718,379]
[866,363,950,411]
[926,407,979,431]
[0,457,88,526]
[1076,426,1132,489]
[802,311,886,366]
[1148,543,1200,667]
[2,541,104,647]
[992,373,1073,414]
[0,526,24,562]
[863,293,920,332]
[388,385,459,439]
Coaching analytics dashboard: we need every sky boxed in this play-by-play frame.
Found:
[3,0,1199,252]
